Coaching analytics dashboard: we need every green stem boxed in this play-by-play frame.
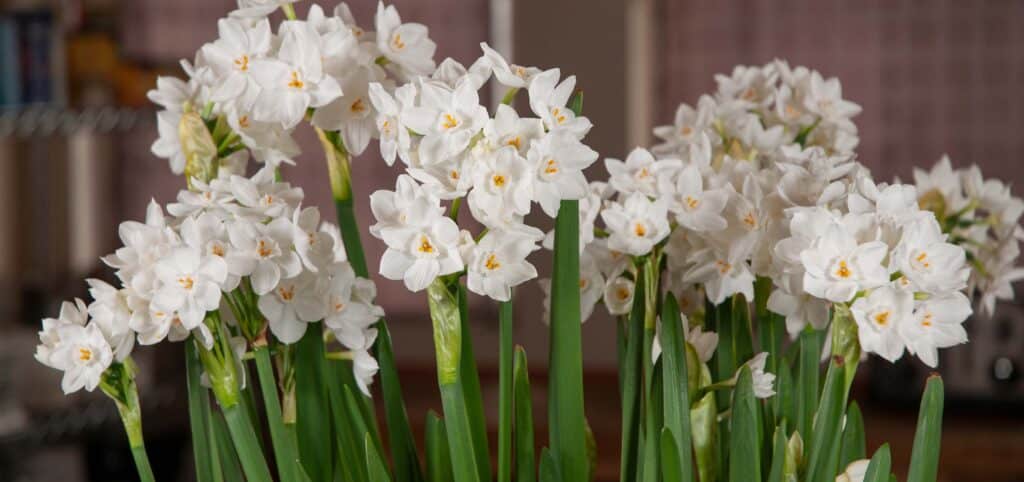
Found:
[186,341,217,482]
[109,363,155,482]
[222,403,273,482]
[500,88,520,106]
[254,344,302,482]
[497,300,514,482]
[281,3,297,20]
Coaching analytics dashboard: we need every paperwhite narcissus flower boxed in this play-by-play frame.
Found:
[85,279,135,362]
[891,216,968,293]
[375,2,436,80]
[467,147,534,219]
[480,42,539,88]
[49,323,114,394]
[835,459,869,482]
[732,352,775,398]
[527,131,599,217]
[539,251,605,324]
[251,21,342,128]
[466,231,539,302]
[528,69,592,138]
[651,312,720,364]
[259,271,326,344]
[351,348,380,397]
[367,82,415,166]
[403,80,488,166]
[292,206,336,272]
[900,292,971,367]
[662,164,729,232]
[652,95,717,156]
[311,67,382,156]
[231,0,299,18]
[180,213,240,291]
[684,245,756,305]
[152,247,228,330]
[851,286,913,363]
[483,104,545,158]
[226,218,303,295]
[378,217,463,292]
[222,167,303,220]
[201,18,272,108]
[800,220,889,303]
[601,193,671,256]
[603,276,635,315]
[605,147,679,198]
[767,288,830,339]
[35,299,89,368]
[323,263,383,349]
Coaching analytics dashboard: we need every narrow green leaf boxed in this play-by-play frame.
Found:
[732,294,755,366]
[513,347,536,482]
[712,298,736,385]
[907,376,944,482]
[767,424,787,482]
[774,358,796,434]
[863,444,892,482]
[253,346,303,482]
[376,324,425,482]
[640,360,664,482]
[221,402,273,482]
[619,277,644,482]
[805,356,847,482]
[729,367,762,482]
[547,199,587,481]
[186,341,217,482]
[343,385,386,467]
[498,300,514,482]
[538,448,561,482]
[690,367,719,482]
[839,402,866,469]
[440,381,482,482]
[425,412,454,482]
[796,328,822,441]
[659,294,693,482]
[660,429,683,482]
[295,323,334,482]
[366,433,393,482]
[212,413,244,482]
[568,91,584,116]
[457,285,492,481]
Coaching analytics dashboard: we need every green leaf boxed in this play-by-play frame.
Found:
[221,402,273,482]
[513,347,536,482]
[366,432,393,482]
[767,424,787,482]
[568,92,584,116]
[660,429,683,482]
[640,360,664,482]
[659,294,693,482]
[253,345,304,482]
[425,412,454,482]
[729,367,762,482]
[863,444,892,482]
[376,325,425,482]
[805,356,847,482]
[774,358,796,434]
[907,376,944,482]
[796,328,823,441]
[538,448,561,482]
[457,285,492,481]
[712,298,736,389]
[690,367,719,482]
[295,323,334,482]
[547,199,588,481]
[440,380,481,482]
[186,341,217,482]
[498,300,514,482]
[619,275,644,482]
[343,385,386,467]
[212,413,244,482]
[839,402,866,469]
[732,294,755,366]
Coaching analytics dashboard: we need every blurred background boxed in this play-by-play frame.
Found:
[1,0,1023,480]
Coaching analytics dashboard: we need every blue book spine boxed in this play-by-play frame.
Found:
[0,16,20,107]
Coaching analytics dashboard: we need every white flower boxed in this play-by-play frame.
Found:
[152,110,188,174]
[684,245,756,305]
[180,213,240,291]
[292,206,336,272]
[851,286,913,363]
[661,164,729,232]
[466,230,539,301]
[351,348,380,397]
[482,104,544,158]
[201,18,272,108]
[323,263,383,349]
[226,218,302,295]
[85,279,135,361]
[251,21,343,128]
[802,71,862,124]
[603,276,635,315]
[467,147,535,220]
[259,271,326,344]
[133,307,195,347]
[369,174,445,238]
[605,148,679,198]
[48,323,114,394]
[222,167,303,220]
[539,250,605,324]
[652,95,716,156]
[891,216,968,294]
[913,155,968,214]
[402,80,488,166]
[527,131,599,217]
[732,352,775,398]
[601,192,671,256]
[835,459,870,482]
[152,246,228,330]
[367,82,415,165]
[901,292,971,367]
[35,299,89,368]
[687,323,719,363]
[375,1,436,80]
[311,67,382,156]
[800,220,889,303]
[528,68,591,138]
[431,57,491,91]
[480,42,540,88]
[767,288,830,339]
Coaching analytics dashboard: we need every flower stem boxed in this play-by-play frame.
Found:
[281,3,297,20]
[497,300,514,482]
[104,361,155,482]
[253,343,303,482]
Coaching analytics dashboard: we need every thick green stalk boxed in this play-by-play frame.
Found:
[547,199,588,482]
[619,278,644,482]
[428,280,480,482]
[907,376,944,482]
[222,403,273,482]
[729,367,762,482]
[513,347,536,482]
[457,285,491,481]
[796,328,823,441]
[253,343,303,482]
[498,300,514,482]
[294,324,334,482]
[104,362,155,482]
[658,295,693,482]
[186,341,217,482]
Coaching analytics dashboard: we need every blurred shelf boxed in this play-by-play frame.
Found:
[0,105,152,139]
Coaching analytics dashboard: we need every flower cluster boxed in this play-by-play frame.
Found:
[35,166,383,394]
[913,155,1024,317]
[366,43,599,300]
[149,1,436,174]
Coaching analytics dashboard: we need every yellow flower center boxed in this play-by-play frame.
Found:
[442,113,459,129]
[288,71,304,89]
[418,236,435,254]
[350,98,368,113]
[633,222,647,237]
[921,312,933,327]
[743,212,757,229]
[915,252,931,269]
[391,33,405,50]
[234,55,249,72]
[716,260,732,274]
[506,136,522,150]
[449,170,460,180]
[178,276,195,290]
[278,286,295,301]
[544,159,559,175]
[492,174,507,187]
[617,287,631,300]
[681,125,693,136]
[238,115,250,128]
[211,244,225,257]
[485,253,501,271]
[835,260,852,279]
[258,240,274,258]
[685,196,700,210]
[78,348,93,362]
[873,310,890,326]
[551,107,567,124]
